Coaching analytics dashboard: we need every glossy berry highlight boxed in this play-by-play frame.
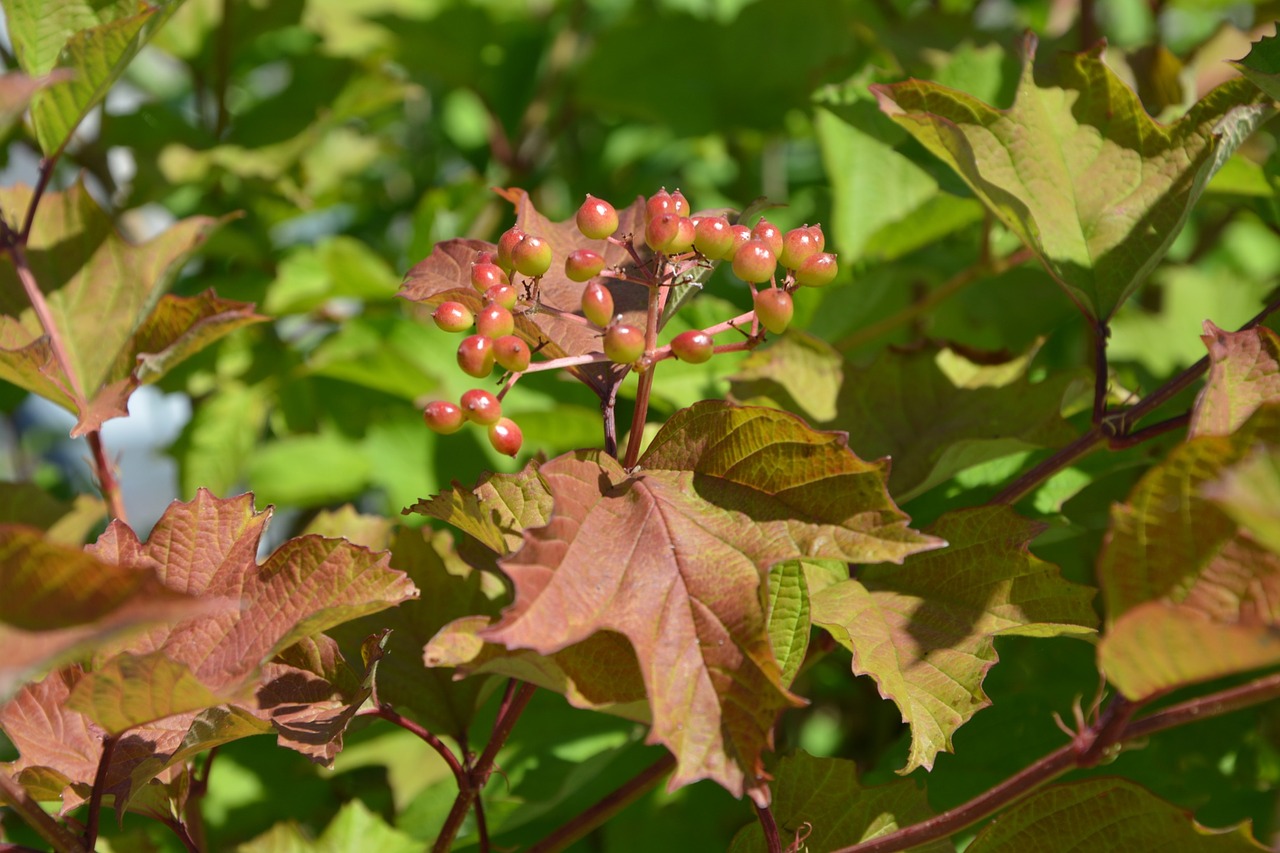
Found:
[732,240,777,283]
[460,388,502,425]
[670,330,714,364]
[432,301,473,333]
[488,417,523,457]
[476,302,515,338]
[694,216,733,260]
[456,334,495,378]
[795,252,838,287]
[565,248,606,282]
[423,401,465,434]
[753,288,794,335]
[604,323,645,364]
[471,261,508,292]
[493,335,531,372]
[511,235,553,277]
[582,281,614,327]
[778,227,821,270]
[576,195,619,239]
[495,227,525,273]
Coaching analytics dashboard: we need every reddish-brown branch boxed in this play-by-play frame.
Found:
[86,431,128,524]
[0,770,87,853]
[757,800,783,853]
[527,753,677,852]
[83,734,117,849]
[358,704,464,786]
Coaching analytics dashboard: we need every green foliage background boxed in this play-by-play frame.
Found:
[2,0,1280,850]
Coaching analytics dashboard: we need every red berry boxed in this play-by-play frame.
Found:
[460,388,502,425]
[603,323,645,364]
[576,195,619,239]
[778,227,821,270]
[485,283,518,309]
[727,224,752,258]
[471,261,509,292]
[488,417,523,456]
[457,334,495,378]
[432,301,474,333]
[666,217,696,254]
[751,218,783,258]
[476,302,515,338]
[732,240,777,283]
[582,281,614,327]
[670,330,714,363]
[794,252,838,287]
[645,188,674,225]
[423,401,465,434]
[753,289,794,335]
[496,227,525,273]
[671,189,691,218]
[807,224,826,252]
[511,235,553,277]
[565,248,606,282]
[694,216,733,259]
[645,213,679,253]
[493,335,531,372]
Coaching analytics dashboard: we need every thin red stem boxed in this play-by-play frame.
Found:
[358,704,464,786]
[0,770,87,853]
[756,800,783,853]
[86,430,128,524]
[83,734,117,849]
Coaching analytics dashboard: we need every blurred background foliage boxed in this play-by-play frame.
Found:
[3,0,1280,849]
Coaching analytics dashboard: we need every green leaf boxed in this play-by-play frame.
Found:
[727,751,951,853]
[729,334,1080,500]
[240,798,420,853]
[247,431,372,507]
[811,507,1097,773]
[966,778,1267,852]
[4,0,186,158]
[264,236,401,315]
[64,652,223,735]
[873,37,1273,319]
[1233,31,1280,102]
[0,70,70,139]
[1204,446,1280,555]
[1190,322,1280,438]
[404,460,553,556]
[173,381,269,498]
[480,402,941,803]
[765,562,811,690]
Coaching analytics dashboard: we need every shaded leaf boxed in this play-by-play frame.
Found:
[1204,446,1280,555]
[0,483,103,545]
[1233,31,1280,102]
[727,751,951,853]
[811,507,1097,773]
[729,334,1079,500]
[404,461,553,556]
[1190,321,1280,438]
[239,798,420,853]
[481,402,941,803]
[0,184,229,435]
[966,778,1266,852]
[873,36,1273,319]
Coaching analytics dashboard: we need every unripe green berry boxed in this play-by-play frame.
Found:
[732,240,777,283]
[565,248,606,282]
[485,283,518,310]
[511,235,553,277]
[778,227,821,270]
[471,261,509,292]
[496,227,525,273]
[488,417,523,456]
[576,195,619,239]
[645,212,679,253]
[423,400,465,434]
[751,218,783,258]
[666,217,696,254]
[493,335,531,372]
[694,215,734,260]
[457,334,495,378]
[476,302,515,338]
[794,252,839,287]
[460,388,502,425]
[433,301,474,333]
[603,323,645,364]
[645,187,674,225]
[753,289,794,335]
[582,281,614,327]
[670,329,714,363]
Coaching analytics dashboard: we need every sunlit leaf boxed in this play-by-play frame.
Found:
[811,507,1097,773]
[0,70,70,139]
[240,798,422,853]
[1190,322,1280,438]
[766,562,810,689]
[873,36,1273,319]
[404,461,553,556]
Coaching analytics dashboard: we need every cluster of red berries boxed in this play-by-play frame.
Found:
[421,187,839,458]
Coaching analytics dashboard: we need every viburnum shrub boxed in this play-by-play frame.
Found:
[5,5,1280,853]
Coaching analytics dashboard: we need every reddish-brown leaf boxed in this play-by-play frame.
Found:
[1190,321,1280,438]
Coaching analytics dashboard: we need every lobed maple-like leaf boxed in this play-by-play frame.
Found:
[0,490,416,812]
[1098,405,1280,699]
[729,334,1080,500]
[399,188,651,398]
[811,507,1097,774]
[873,36,1273,320]
[965,778,1266,852]
[1190,322,1280,438]
[0,184,261,435]
[727,751,952,853]
[477,401,941,804]
[1233,31,1280,102]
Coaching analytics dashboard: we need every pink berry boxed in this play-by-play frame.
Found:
[565,248,606,282]
[493,335,531,372]
[496,227,525,273]
[694,216,734,260]
[753,289,794,335]
[460,388,502,425]
[423,401,465,434]
[727,224,752,258]
[604,323,645,364]
[807,224,826,252]
[485,284,518,310]
[670,330,714,363]
[432,301,474,333]
[751,218,783,258]
[645,188,674,225]
[666,217,696,254]
[471,261,509,293]
[794,252,838,287]
[476,302,515,338]
[576,195,619,240]
[511,235,553,277]
[457,334,495,378]
[732,240,777,283]
[582,281,614,327]
[671,189,691,218]
[646,213,679,253]
[488,417,523,457]
[778,227,821,270]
